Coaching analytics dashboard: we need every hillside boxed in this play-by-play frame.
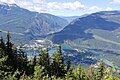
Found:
[51,11,120,51]
[50,11,120,68]
[0,3,68,44]
[52,11,120,43]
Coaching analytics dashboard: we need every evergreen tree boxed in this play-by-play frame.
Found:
[96,61,106,80]
[27,55,37,76]
[0,55,8,79]
[51,45,65,77]
[38,48,50,75]
[66,59,71,71]
[74,65,88,80]
[5,32,18,72]
[65,70,74,80]
[17,45,28,75]
[87,66,97,80]
[0,37,6,52]
[38,48,49,67]
[33,65,45,80]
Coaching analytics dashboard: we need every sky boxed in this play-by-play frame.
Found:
[0,0,120,16]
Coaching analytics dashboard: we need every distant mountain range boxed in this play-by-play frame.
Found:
[0,3,68,43]
[60,16,80,23]
[61,14,89,23]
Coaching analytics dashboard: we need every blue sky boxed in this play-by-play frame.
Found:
[0,0,120,16]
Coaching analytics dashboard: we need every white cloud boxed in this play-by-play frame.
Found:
[17,0,48,13]
[47,1,86,10]
[89,6,113,11]
[0,0,15,4]
[32,0,45,4]
[0,0,87,12]
[47,2,62,10]
[18,1,33,7]
[105,7,113,11]
[0,0,113,14]
[110,0,120,5]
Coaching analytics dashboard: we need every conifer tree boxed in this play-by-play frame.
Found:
[33,65,45,80]
[38,48,50,75]
[0,55,8,79]
[66,59,71,71]
[0,37,6,52]
[96,61,106,80]
[27,55,36,76]
[17,45,28,74]
[87,66,96,80]
[65,70,74,80]
[74,65,88,80]
[5,32,18,72]
[51,45,65,77]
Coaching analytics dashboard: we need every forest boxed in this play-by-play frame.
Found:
[0,32,120,80]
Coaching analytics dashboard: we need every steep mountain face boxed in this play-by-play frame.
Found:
[0,3,68,43]
[52,11,120,44]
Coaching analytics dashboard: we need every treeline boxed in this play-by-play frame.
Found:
[0,32,120,80]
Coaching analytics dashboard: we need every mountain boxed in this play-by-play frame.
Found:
[61,16,80,23]
[0,3,68,44]
[52,11,120,44]
[50,11,120,68]
[61,14,89,23]
[51,11,120,53]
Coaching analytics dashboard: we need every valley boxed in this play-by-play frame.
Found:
[0,2,120,71]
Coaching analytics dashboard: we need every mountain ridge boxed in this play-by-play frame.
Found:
[51,10,120,44]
